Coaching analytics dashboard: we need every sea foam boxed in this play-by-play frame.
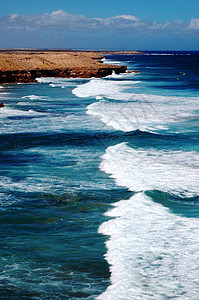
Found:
[72,78,139,99]
[22,95,48,100]
[87,97,198,133]
[98,192,199,300]
[98,142,199,299]
[100,142,199,197]
[72,77,199,133]
[36,77,88,83]
[0,107,46,118]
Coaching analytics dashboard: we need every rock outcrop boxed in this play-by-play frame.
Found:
[0,51,127,83]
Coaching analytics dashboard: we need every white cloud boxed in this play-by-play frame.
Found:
[149,19,187,33]
[188,18,199,30]
[112,15,140,22]
[0,10,198,35]
[50,10,67,17]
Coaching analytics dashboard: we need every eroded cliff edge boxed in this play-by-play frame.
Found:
[0,51,128,83]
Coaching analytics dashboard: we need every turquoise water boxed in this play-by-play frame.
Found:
[0,52,199,299]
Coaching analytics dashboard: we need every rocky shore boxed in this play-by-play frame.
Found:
[0,51,129,83]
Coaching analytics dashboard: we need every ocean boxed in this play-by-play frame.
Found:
[0,51,199,299]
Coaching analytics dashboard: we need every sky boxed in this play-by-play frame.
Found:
[0,0,199,50]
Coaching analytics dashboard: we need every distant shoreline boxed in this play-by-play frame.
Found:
[0,48,143,54]
[0,50,143,83]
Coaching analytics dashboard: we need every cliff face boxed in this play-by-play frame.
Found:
[0,66,127,83]
[0,51,127,83]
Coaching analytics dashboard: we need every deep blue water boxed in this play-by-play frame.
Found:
[0,51,199,299]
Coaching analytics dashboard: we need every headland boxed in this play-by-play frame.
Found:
[0,50,142,83]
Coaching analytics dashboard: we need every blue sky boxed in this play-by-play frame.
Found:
[0,0,199,50]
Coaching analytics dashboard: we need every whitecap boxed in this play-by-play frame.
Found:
[16,102,31,106]
[73,77,199,133]
[72,77,199,103]
[36,77,88,83]
[0,107,46,118]
[101,58,123,65]
[72,77,140,99]
[100,143,199,197]
[49,82,77,88]
[87,98,198,133]
[22,95,48,100]
[98,192,199,299]
[105,71,139,80]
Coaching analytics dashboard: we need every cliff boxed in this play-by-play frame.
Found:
[0,51,127,83]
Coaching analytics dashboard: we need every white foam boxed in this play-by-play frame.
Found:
[72,78,140,99]
[0,192,19,208]
[36,77,88,83]
[98,192,199,299]
[0,92,9,95]
[87,100,165,132]
[0,107,105,135]
[101,58,123,65]
[146,53,191,56]
[73,77,199,132]
[16,102,31,106]
[22,95,48,100]
[147,53,175,56]
[87,97,198,132]
[105,71,139,80]
[0,175,56,193]
[73,77,199,103]
[0,107,46,118]
[49,82,77,88]
[100,143,199,197]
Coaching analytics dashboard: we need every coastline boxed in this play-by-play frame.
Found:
[1,50,199,299]
[0,50,136,83]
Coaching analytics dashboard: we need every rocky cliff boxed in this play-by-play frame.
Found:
[0,51,127,83]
